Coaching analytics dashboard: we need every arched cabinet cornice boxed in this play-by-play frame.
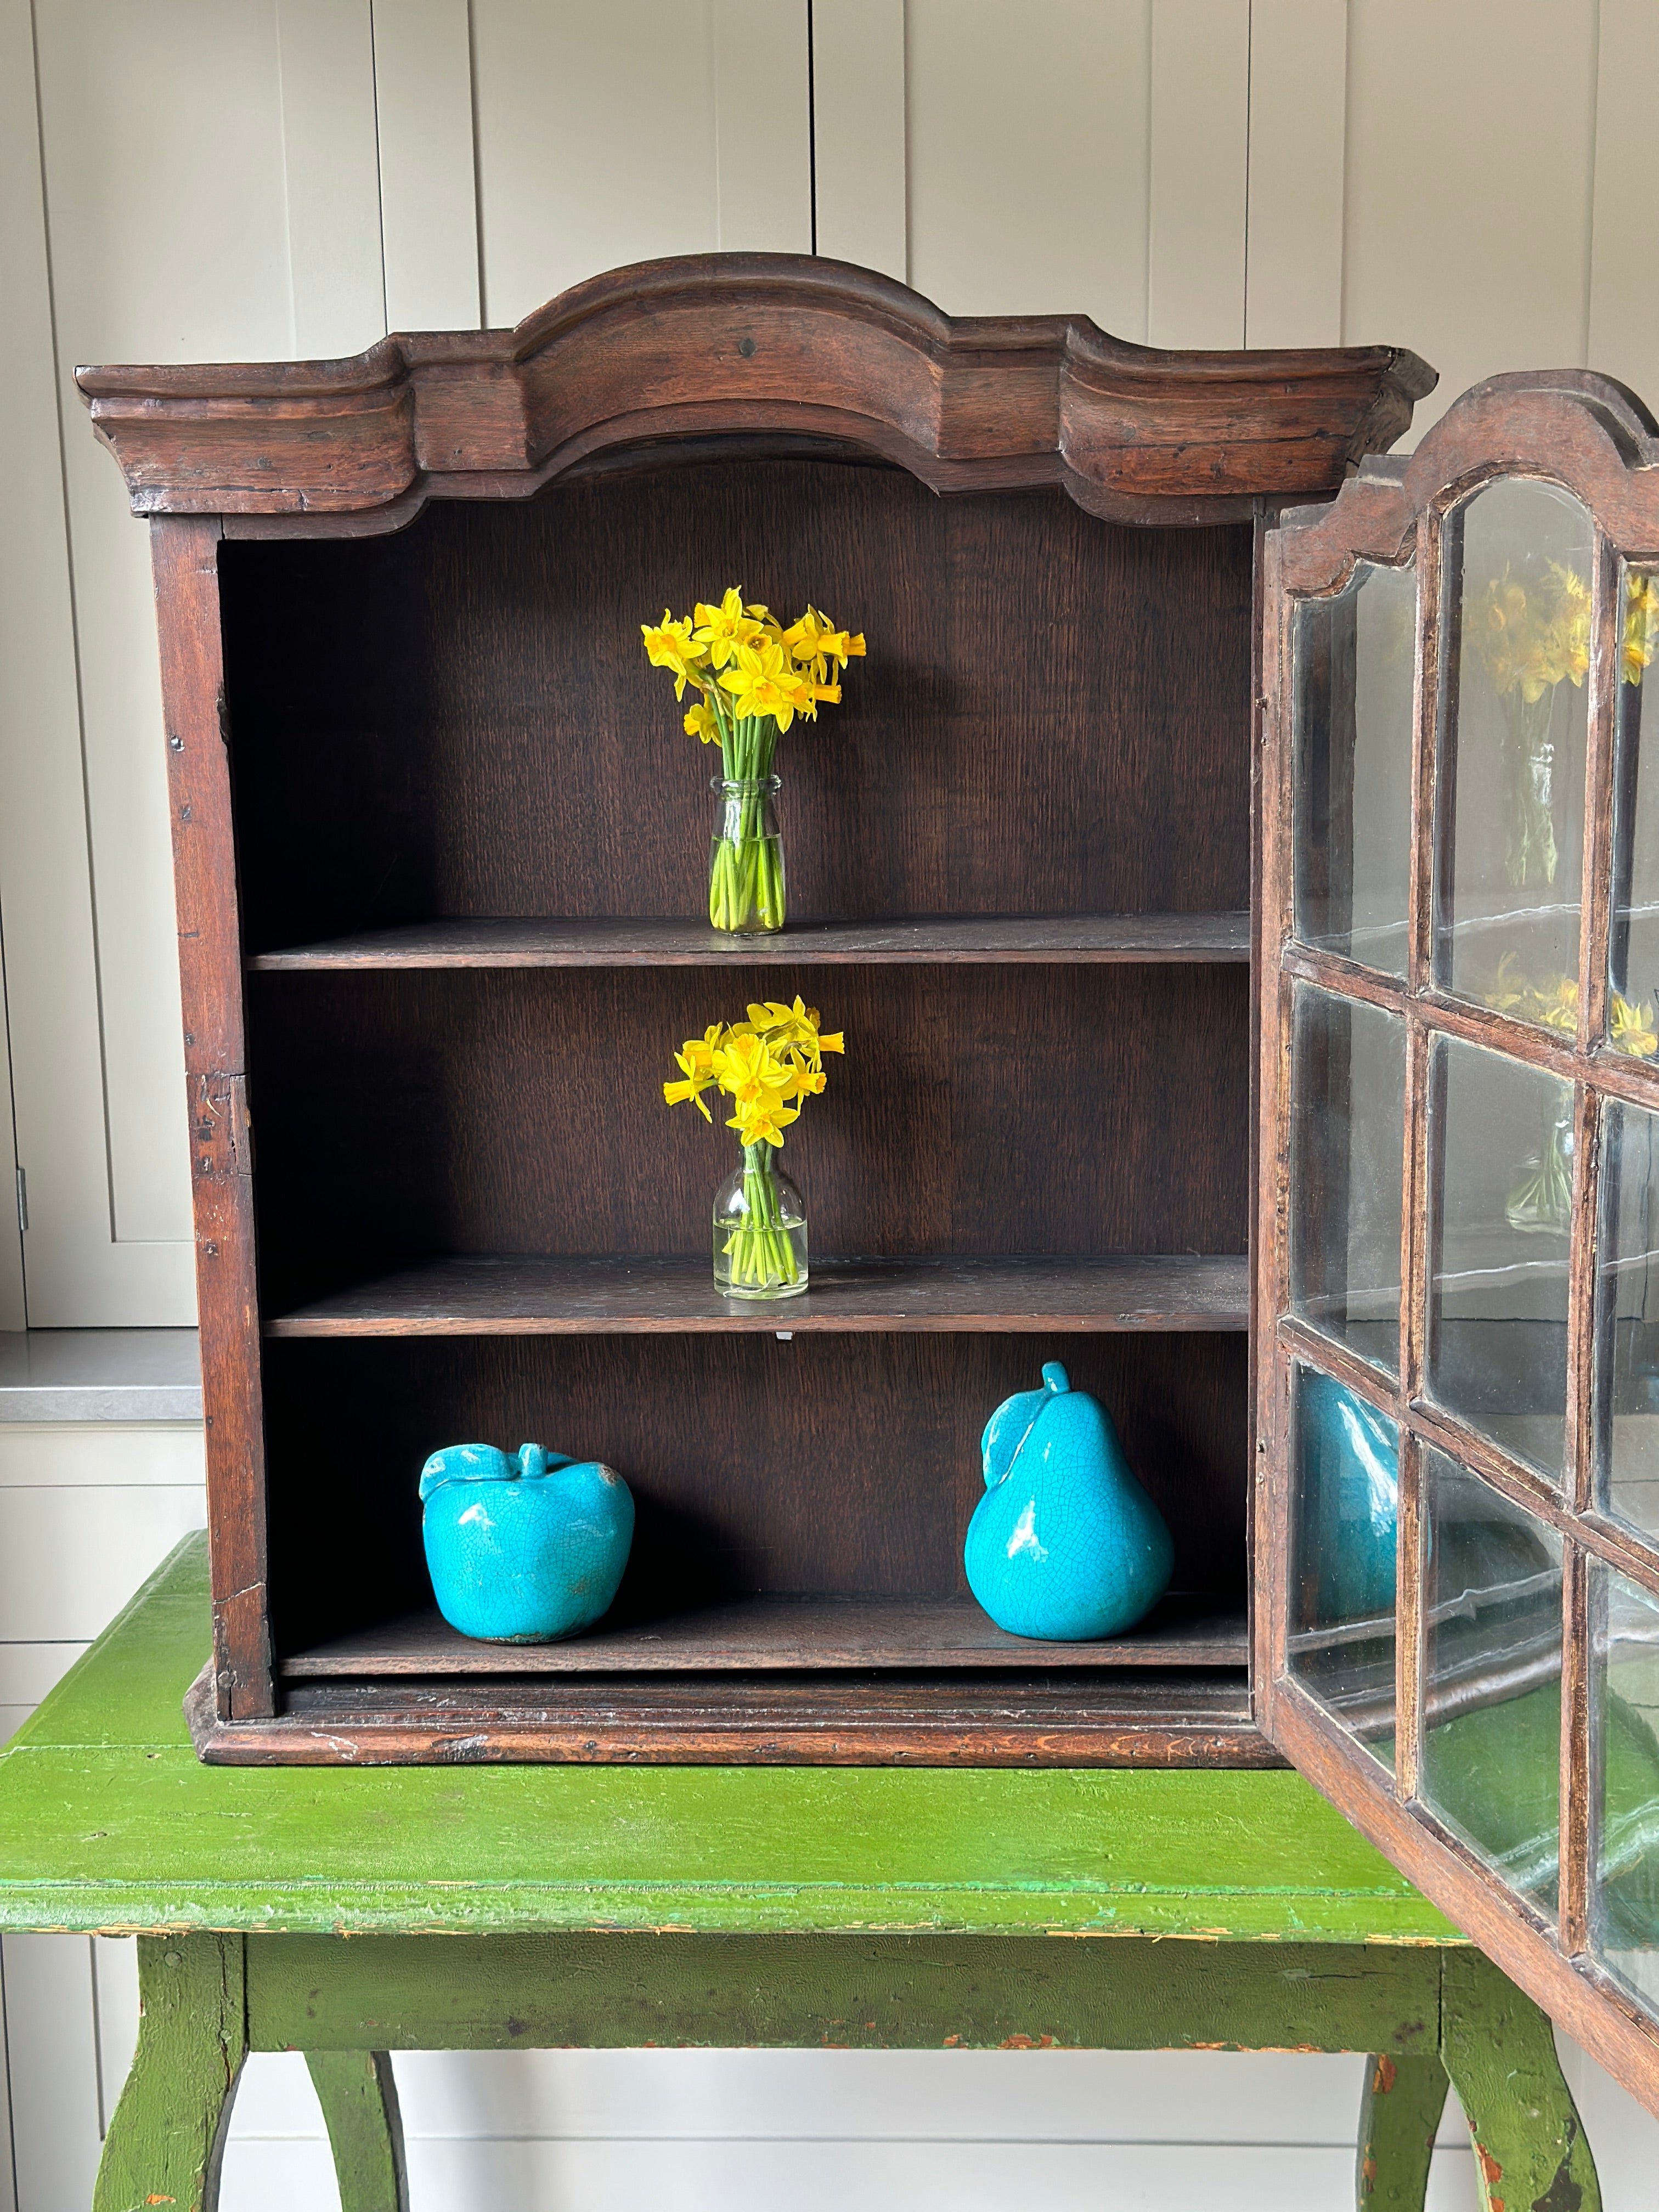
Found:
[1275,369,1659,594]
[77,252,1434,531]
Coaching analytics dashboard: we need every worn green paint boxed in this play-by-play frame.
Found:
[93,1931,246,2212]
[1442,1948,1601,2212]
[249,1932,1444,2056]
[305,2051,409,2212]
[0,1538,1462,1942]
[1357,2052,1449,2208]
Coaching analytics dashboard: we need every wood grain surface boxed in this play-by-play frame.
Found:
[76,251,1432,525]
[218,461,1257,951]
[247,911,1252,969]
[280,1590,1249,1676]
[259,1331,1249,1658]
[264,1252,1250,1337]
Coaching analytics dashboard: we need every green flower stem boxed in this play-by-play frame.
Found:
[707,708,785,932]
[724,1141,798,1290]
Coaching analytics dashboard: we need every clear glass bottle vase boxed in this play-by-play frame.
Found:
[709,774,785,934]
[713,1143,808,1298]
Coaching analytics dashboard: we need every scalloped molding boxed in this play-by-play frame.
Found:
[77,252,1434,531]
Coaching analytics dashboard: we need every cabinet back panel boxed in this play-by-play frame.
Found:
[246,963,1248,1305]
[218,458,1254,948]
[261,1331,1247,1653]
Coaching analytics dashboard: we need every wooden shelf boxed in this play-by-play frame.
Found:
[264,1252,1251,1337]
[280,1592,1249,1678]
[246,912,1251,971]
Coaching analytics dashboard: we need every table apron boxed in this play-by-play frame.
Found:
[245,1932,1446,2055]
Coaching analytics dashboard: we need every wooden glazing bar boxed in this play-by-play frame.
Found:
[1404,1396,1659,1595]
[1565,1086,1603,1516]
[1579,531,1621,1055]
[1400,1020,1432,1407]
[1279,943,1408,1017]
[1277,1315,1405,1419]
[1252,554,1296,1724]
[1395,1431,1424,1804]
[1559,1539,1592,1958]
[1424,502,1460,997]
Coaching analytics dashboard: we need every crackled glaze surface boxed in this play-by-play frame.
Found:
[964,1362,1174,1640]
[420,1441,634,1643]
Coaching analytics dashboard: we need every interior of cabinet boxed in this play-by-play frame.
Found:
[218,445,1259,1747]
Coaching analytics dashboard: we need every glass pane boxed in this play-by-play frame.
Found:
[1429,1035,1572,1484]
[1288,1364,1398,1764]
[1609,564,1659,1048]
[1293,558,1417,974]
[1436,478,1592,1023]
[1596,1097,1659,1545]
[1592,1561,1659,2021]
[1290,988,1406,1373]
[1422,1450,1563,1919]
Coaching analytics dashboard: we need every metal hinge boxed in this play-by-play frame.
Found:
[14,1166,25,1233]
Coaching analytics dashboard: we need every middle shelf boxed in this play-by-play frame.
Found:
[264,1252,1251,1337]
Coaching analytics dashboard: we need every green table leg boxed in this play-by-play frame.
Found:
[306,2051,410,2212]
[94,1931,247,2212]
[1357,2051,1449,2209]
[1441,1950,1601,2212]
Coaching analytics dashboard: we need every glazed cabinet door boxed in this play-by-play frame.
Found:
[1255,370,1659,2115]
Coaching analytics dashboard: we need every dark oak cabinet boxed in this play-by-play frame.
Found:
[81,256,1659,2115]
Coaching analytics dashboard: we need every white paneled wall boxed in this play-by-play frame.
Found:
[5,2,1659,2207]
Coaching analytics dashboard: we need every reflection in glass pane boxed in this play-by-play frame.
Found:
[1596,1098,1659,1545]
[1430,1036,1572,1483]
[1436,479,1592,1021]
[1293,558,1417,974]
[1592,1562,1659,2021]
[1290,989,1406,1372]
[1422,1451,1562,1918]
[1288,1365,1398,1765]
[1609,565,1659,1049]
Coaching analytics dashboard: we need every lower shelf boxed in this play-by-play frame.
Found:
[189,1661,1274,1769]
[263,1252,1250,1336]
[280,1593,1248,1676]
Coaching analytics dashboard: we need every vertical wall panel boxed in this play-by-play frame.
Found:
[811,0,907,279]
[3,1937,103,2212]
[905,0,1153,335]
[1244,0,1347,348]
[471,0,720,326]
[713,0,812,252]
[1342,0,1599,441]
[373,0,484,331]
[1147,0,1249,348]
[276,0,387,357]
[1586,0,1658,405]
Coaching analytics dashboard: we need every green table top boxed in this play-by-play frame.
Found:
[0,1538,1460,1944]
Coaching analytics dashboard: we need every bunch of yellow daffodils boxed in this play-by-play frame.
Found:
[664,998,845,1295]
[642,589,865,761]
[663,997,844,1148]
[1484,953,1657,1057]
[642,589,866,933]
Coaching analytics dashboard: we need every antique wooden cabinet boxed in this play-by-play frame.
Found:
[78,256,1659,2108]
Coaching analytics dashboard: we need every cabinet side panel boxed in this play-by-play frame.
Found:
[149,516,273,1720]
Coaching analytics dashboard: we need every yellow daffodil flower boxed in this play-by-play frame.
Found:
[718,639,814,732]
[1623,574,1659,686]
[692,586,769,669]
[727,1099,799,1146]
[641,611,708,702]
[684,701,719,743]
[662,1004,845,1155]
[1613,992,1658,1058]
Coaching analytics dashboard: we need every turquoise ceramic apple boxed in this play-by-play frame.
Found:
[1299,1370,1398,1621]
[964,1362,1173,1640]
[419,1441,634,1643]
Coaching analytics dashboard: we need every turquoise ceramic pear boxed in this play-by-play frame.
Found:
[420,1441,634,1643]
[964,1362,1173,1640]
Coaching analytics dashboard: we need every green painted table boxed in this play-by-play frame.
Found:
[0,1540,1599,2211]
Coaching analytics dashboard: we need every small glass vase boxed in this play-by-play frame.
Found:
[714,1143,808,1298]
[709,775,785,934]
